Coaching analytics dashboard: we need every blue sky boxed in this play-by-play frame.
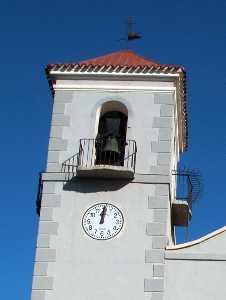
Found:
[1,0,226,298]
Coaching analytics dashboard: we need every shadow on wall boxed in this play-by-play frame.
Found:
[63,178,131,193]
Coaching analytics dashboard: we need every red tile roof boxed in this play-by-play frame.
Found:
[46,49,184,74]
[79,49,161,68]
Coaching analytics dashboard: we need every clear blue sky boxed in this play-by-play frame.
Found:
[0,0,226,298]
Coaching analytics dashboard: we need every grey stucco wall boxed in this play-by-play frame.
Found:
[31,78,179,300]
[31,180,171,300]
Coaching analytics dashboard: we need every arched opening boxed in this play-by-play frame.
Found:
[95,101,128,166]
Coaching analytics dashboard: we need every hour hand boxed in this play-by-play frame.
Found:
[99,206,107,224]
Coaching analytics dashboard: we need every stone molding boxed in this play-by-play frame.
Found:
[144,183,169,299]
[41,172,171,184]
[31,182,61,300]
[165,252,226,261]
[46,92,71,173]
[150,93,174,175]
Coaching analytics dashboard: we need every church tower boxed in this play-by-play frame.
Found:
[31,50,188,300]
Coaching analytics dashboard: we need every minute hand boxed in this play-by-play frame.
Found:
[99,206,107,224]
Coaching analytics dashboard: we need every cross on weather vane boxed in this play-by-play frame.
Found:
[119,17,142,49]
[126,17,142,41]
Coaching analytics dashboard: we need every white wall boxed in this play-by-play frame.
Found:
[165,229,226,300]
[165,260,226,300]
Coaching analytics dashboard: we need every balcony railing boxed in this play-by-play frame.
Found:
[79,138,136,168]
[62,153,79,174]
[174,171,193,209]
[172,169,202,227]
[62,138,137,179]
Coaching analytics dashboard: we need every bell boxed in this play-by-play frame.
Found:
[102,136,120,154]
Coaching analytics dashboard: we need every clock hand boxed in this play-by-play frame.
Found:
[99,205,107,224]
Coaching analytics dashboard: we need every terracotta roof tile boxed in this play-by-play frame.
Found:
[79,50,160,68]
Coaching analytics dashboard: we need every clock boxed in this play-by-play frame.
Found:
[82,203,124,240]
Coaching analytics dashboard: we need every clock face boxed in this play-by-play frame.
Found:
[82,203,124,240]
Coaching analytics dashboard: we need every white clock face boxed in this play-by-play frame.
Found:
[82,203,124,240]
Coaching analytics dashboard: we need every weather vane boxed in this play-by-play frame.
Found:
[119,17,142,48]
[126,17,142,41]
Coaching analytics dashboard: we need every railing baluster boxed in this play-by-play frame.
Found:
[81,140,84,166]
[61,138,137,174]
[91,139,94,166]
[82,140,84,166]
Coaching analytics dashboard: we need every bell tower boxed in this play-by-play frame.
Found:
[31,50,188,300]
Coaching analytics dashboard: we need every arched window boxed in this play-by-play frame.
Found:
[95,101,128,166]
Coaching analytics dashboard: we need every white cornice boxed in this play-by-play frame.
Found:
[49,70,180,79]
[53,84,176,92]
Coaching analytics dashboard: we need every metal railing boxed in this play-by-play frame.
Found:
[61,153,80,173]
[78,138,137,172]
[172,169,202,210]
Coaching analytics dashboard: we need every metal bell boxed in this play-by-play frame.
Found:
[102,136,120,154]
